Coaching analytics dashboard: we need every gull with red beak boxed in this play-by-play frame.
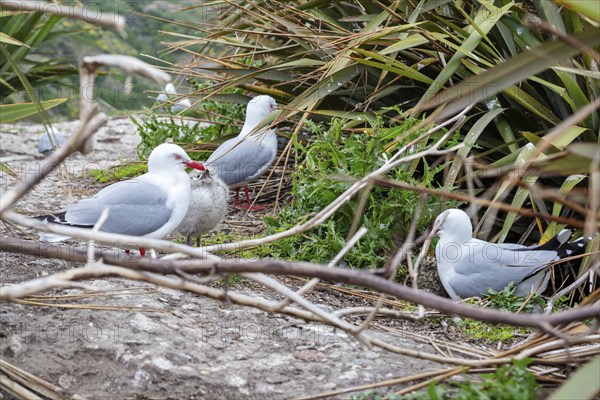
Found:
[206,95,278,211]
[433,209,590,300]
[35,143,205,256]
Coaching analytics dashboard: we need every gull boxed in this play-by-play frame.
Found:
[206,95,278,210]
[433,208,590,300]
[38,127,65,155]
[177,169,229,246]
[35,143,205,256]
[156,83,191,113]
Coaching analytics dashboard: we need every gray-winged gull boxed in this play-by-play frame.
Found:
[433,208,590,300]
[156,83,191,113]
[206,95,278,210]
[35,143,205,256]
[38,127,66,155]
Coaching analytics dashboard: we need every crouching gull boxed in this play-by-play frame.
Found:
[207,95,278,210]
[177,169,228,246]
[156,83,192,113]
[35,143,205,256]
[433,208,590,300]
[38,127,66,155]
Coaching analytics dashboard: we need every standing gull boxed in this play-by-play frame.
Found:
[433,209,590,300]
[35,143,205,256]
[207,95,278,210]
[177,169,229,246]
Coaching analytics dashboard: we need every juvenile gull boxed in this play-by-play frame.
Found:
[35,143,205,256]
[433,209,590,300]
[177,169,228,246]
[207,95,278,210]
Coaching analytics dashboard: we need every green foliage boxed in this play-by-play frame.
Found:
[261,117,458,271]
[168,0,597,249]
[0,98,68,124]
[133,114,205,159]
[404,359,538,400]
[351,390,401,400]
[457,319,530,343]
[134,81,246,159]
[30,1,208,116]
[483,282,546,313]
[86,162,148,184]
[0,6,76,119]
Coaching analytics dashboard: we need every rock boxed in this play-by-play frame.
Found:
[265,373,290,384]
[4,336,27,357]
[58,373,75,389]
[294,350,326,362]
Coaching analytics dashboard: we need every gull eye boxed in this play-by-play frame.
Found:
[174,154,182,161]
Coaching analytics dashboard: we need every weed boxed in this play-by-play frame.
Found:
[86,162,148,184]
[483,283,546,313]
[403,359,537,400]
[457,319,530,343]
[263,117,459,272]
[351,390,401,400]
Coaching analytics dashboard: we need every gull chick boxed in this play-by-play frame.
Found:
[177,169,229,246]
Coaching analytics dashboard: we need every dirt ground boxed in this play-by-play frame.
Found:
[2,119,480,399]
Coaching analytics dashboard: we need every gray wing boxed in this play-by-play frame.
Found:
[449,240,558,297]
[38,131,65,154]
[65,178,173,236]
[207,132,277,186]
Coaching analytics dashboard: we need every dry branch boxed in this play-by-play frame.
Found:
[0,0,125,31]
[2,237,599,330]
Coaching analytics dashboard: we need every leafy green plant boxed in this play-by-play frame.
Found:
[404,359,538,400]
[457,319,531,343]
[133,114,206,159]
[86,162,148,184]
[164,0,597,251]
[483,282,546,313]
[260,117,458,271]
[351,390,401,400]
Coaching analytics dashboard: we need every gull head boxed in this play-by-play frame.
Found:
[247,95,278,121]
[148,143,205,174]
[433,208,473,242]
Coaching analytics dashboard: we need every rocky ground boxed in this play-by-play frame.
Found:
[1,119,478,399]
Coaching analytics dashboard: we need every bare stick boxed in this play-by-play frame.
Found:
[0,111,105,213]
[242,273,372,346]
[333,306,438,321]
[2,211,219,261]
[0,0,126,31]
[274,226,368,311]
[2,237,598,330]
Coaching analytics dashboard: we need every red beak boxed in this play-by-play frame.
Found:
[184,161,206,171]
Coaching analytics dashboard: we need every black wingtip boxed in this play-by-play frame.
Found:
[33,212,93,229]
[555,234,596,259]
[34,212,67,223]
[535,229,574,252]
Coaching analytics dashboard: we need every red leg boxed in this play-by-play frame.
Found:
[245,186,251,209]
[237,185,264,211]
[139,248,146,257]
